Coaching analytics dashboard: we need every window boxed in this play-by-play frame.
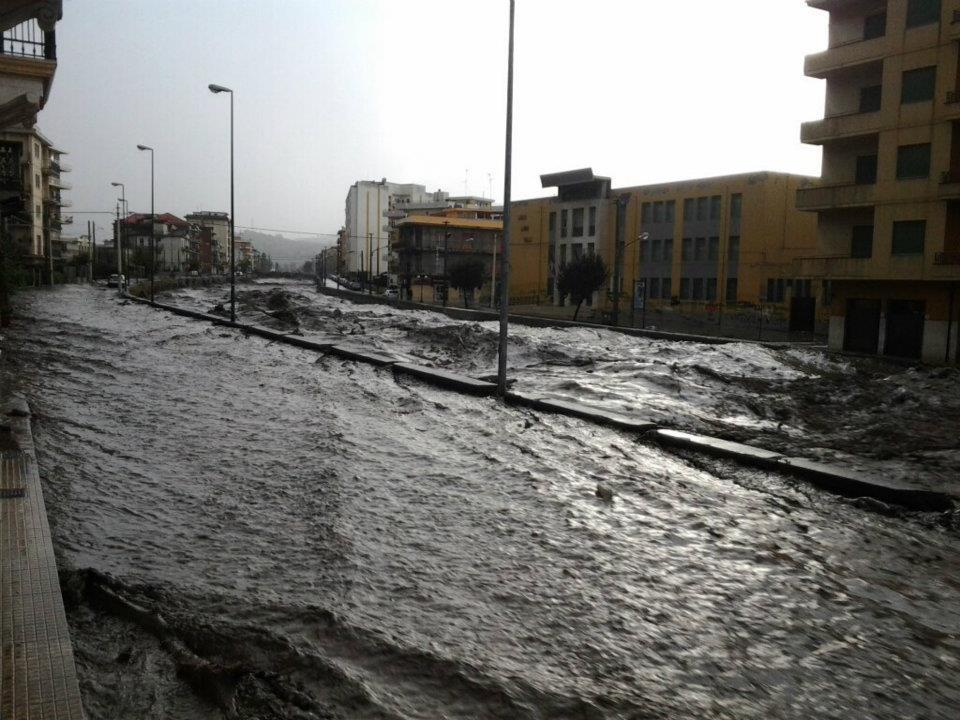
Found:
[694,237,706,261]
[679,277,691,299]
[572,208,584,237]
[663,239,673,261]
[641,203,652,224]
[730,194,742,221]
[901,66,936,104]
[864,12,886,39]
[653,202,664,223]
[855,154,878,184]
[665,201,675,223]
[661,277,672,299]
[766,278,786,303]
[708,237,719,261]
[560,244,567,265]
[33,143,39,158]
[692,278,704,300]
[905,0,941,28]
[682,238,692,261]
[891,220,925,254]
[649,277,660,299]
[560,209,568,238]
[587,242,594,256]
[683,198,695,221]
[549,212,556,238]
[34,174,40,189]
[859,85,882,113]
[851,225,874,258]
[709,196,721,221]
[706,277,717,301]
[572,243,583,260]
[896,143,931,179]
[728,236,740,262]
[726,277,738,303]
[696,197,707,221]
[588,206,596,235]
[651,239,661,262]
[638,239,648,262]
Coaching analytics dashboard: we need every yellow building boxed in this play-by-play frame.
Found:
[509,169,821,331]
[799,0,960,362]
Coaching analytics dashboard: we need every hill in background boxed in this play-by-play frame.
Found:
[239,229,331,270]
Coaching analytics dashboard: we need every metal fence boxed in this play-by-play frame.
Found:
[0,20,55,61]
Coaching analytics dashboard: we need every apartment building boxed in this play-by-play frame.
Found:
[344,179,449,276]
[799,0,959,362]
[0,2,60,129]
[509,169,820,328]
[0,127,70,283]
[185,211,230,273]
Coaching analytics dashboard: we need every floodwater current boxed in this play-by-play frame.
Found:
[2,283,959,719]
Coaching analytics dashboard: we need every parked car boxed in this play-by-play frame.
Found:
[385,285,399,299]
[107,274,126,289]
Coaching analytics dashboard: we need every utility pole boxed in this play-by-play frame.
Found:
[497,0,515,399]
[90,223,96,282]
[490,231,497,309]
[611,193,629,326]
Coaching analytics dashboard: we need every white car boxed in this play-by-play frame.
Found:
[107,274,126,288]
[385,285,399,299]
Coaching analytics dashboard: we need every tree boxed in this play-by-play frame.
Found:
[238,257,252,274]
[557,254,608,321]
[448,259,485,308]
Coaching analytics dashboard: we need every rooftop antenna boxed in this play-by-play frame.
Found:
[487,173,493,202]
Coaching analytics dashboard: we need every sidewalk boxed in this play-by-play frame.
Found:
[0,395,84,719]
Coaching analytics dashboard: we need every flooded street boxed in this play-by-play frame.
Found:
[2,283,960,719]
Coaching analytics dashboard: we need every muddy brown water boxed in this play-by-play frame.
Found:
[2,283,959,719]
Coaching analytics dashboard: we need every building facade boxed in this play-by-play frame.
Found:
[0,2,60,129]
[0,126,70,284]
[344,179,449,276]
[799,0,960,362]
[185,211,230,273]
[509,169,820,329]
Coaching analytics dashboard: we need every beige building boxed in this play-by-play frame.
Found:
[0,126,70,283]
[0,1,60,129]
[798,0,960,362]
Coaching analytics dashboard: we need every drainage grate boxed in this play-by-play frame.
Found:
[0,487,24,498]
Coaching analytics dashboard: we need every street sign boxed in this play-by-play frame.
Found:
[633,280,646,310]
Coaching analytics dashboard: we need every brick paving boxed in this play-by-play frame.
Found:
[0,405,84,719]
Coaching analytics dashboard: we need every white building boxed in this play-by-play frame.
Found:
[344,179,449,275]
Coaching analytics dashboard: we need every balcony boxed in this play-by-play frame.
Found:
[941,171,960,200]
[800,109,881,144]
[935,251,960,265]
[950,10,960,40]
[0,19,55,61]
[796,182,876,211]
[796,255,875,279]
[804,36,886,79]
[48,175,69,189]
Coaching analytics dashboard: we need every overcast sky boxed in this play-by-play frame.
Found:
[44,0,827,244]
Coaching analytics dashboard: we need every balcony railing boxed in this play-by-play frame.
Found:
[934,252,960,265]
[0,19,55,61]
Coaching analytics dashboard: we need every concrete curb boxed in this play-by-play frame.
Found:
[393,363,497,396]
[131,294,956,513]
[506,392,659,433]
[650,429,954,511]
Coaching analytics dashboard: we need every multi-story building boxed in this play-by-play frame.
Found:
[509,169,820,329]
[119,212,197,274]
[344,179,449,276]
[185,211,230,273]
[798,0,960,362]
[0,127,70,284]
[0,3,60,129]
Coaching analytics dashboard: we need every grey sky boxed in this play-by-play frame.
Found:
[45,0,827,244]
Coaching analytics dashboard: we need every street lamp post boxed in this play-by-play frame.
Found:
[110,182,125,291]
[208,83,236,323]
[497,0,515,399]
[631,231,650,327]
[135,144,155,303]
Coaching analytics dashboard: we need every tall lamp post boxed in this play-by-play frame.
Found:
[135,144,155,303]
[208,83,236,323]
[110,182,125,291]
[497,0,515,398]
